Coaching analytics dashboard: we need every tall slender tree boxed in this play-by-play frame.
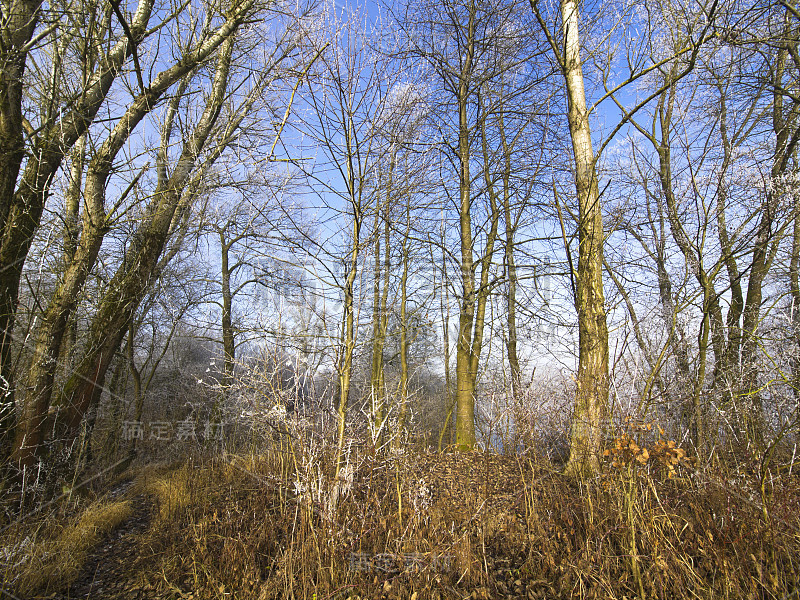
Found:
[532,0,717,474]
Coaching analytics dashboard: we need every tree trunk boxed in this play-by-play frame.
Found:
[454,6,477,450]
[559,0,609,477]
[0,1,156,464]
[12,13,241,467]
[438,242,455,451]
[53,31,238,451]
[13,154,150,467]
[370,163,392,441]
[654,81,723,452]
[220,233,235,388]
[396,206,411,446]
[0,0,44,461]
[715,88,744,393]
[739,33,799,446]
[335,102,364,476]
[336,212,360,477]
[790,194,800,428]
[370,209,383,434]
[499,108,521,402]
[60,134,88,378]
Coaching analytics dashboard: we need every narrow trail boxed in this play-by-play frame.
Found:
[45,481,155,600]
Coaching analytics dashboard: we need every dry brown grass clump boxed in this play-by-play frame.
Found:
[131,440,800,600]
[133,461,197,525]
[2,497,133,596]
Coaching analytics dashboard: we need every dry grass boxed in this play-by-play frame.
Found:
[133,461,196,525]
[128,437,800,600]
[3,430,799,600]
[3,497,133,596]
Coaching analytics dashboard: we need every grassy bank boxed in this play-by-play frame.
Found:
[130,443,799,599]
[2,429,799,599]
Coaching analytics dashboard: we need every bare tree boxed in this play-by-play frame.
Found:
[12,0,306,468]
[531,0,717,474]
[288,4,405,475]
[394,0,543,450]
[0,0,158,464]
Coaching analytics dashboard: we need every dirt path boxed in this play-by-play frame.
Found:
[45,482,156,600]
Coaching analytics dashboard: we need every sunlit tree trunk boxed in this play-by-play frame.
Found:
[0,0,155,465]
[454,5,478,450]
[790,193,800,427]
[558,0,609,476]
[370,208,384,433]
[496,105,521,402]
[438,241,455,451]
[0,0,44,460]
[396,204,411,446]
[740,28,799,446]
[336,203,361,476]
[453,3,502,451]
[454,85,502,451]
[60,134,87,376]
[11,6,249,467]
[220,232,236,388]
[652,79,721,453]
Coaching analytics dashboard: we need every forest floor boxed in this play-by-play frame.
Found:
[45,481,155,600]
[4,441,800,600]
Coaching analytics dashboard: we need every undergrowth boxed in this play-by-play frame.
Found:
[129,439,800,600]
[2,428,799,599]
[1,495,133,596]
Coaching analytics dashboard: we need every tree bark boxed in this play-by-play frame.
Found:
[558,0,609,477]
[739,30,800,445]
[499,106,521,402]
[220,232,236,388]
[0,1,44,456]
[336,204,361,477]
[454,4,477,450]
[370,159,392,441]
[11,4,251,467]
[53,28,240,450]
[396,205,411,446]
[334,100,364,477]
[0,1,156,454]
